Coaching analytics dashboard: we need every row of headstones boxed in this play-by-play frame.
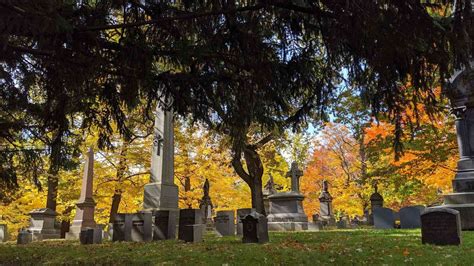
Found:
[372,206,463,246]
[76,208,268,245]
[373,206,425,229]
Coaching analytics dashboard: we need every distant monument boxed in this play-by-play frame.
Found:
[199,179,214,230]
[318,180,335,226]
[267,162,308,231]
[369,183,384,225]
[66,148,97,239]
[437,64,474,230]
[263,174,276,214]
[143,102,179,238]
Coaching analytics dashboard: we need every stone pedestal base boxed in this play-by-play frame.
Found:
[27,208,60,240]
[441,192,474,230]
[66,200,97,240]
[267,192,308,231]
[143,183,179,210]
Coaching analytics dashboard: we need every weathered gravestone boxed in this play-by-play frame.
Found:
[319,180,335,226]
[178,209,204,243]
[113,212,153,242]
[369,184,384,225]
[421,208,461,245]
[80,228,102,245]
[400,205,425,229]
[263,175,277,215]
[337,216,348,229]
[373,207,395,229]
[214,211,235,236]
[17,230,33,245]
[0,217,7,242]
[236,208,253,236]
[199,179,214,231]
[242,212,269,244]
[27,208,60,240]
[153,210,176,240]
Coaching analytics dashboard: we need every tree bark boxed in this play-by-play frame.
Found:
[46,137,62,211]
[108,140,129,223]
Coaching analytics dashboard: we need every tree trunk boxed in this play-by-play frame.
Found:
[46,137,62,211]
[231,146,265,215]
[108,140,129,223]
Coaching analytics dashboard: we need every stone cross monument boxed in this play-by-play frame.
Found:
[286,162,303,192]
[143,103,179,210]
[67,148,97,239]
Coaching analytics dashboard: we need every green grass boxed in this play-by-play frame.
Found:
[1,229,473,265]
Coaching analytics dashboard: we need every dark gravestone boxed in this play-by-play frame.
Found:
[17,230,33,245]
[373,207,395,229]
[421,208,461,246]
[236,208,253,236]
[60,220,70,239]
[242,212,269,244]
[178,209,203,243]
[113,212,152,242]
[80,228,102,245]
[400,206,425,229]
[153,210,170,240]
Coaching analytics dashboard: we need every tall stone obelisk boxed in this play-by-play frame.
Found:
[143,103,179,238]
[144,104,179,210]
[67,148,97,239]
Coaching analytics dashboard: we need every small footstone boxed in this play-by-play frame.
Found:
[421,208,461,246]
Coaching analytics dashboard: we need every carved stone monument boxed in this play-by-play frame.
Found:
[26,208,60,240]
[199,179,214,230]
[143,103,179,237]
[263,175,276,215]
[369,184,384,225]
[66,148,97,240]
[318,180,335,226]
[438,63,474,230]
[267,162,308,231]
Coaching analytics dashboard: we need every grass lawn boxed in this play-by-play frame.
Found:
[0,229,473,265]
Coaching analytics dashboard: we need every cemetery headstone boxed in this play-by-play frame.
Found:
[319,180,334,220]
[369,184,384,225]
[112,212,152,242]
[236,208,253,235]
[67,148,97,240]
[421,208,461,245]
[373,207,395,229]
[242,212,269,244]
[153,210,175,240]
[337,216,348,229]
[26,208,60,240]
[263,174,277,214]
[0,217,7,242]
[199,179,214,231]
[267,162,308,231]
[178,209,204,243]
[17,230,33,245]
[79,227,103,245]
[214,210,235,236]
[400,205,425,229]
